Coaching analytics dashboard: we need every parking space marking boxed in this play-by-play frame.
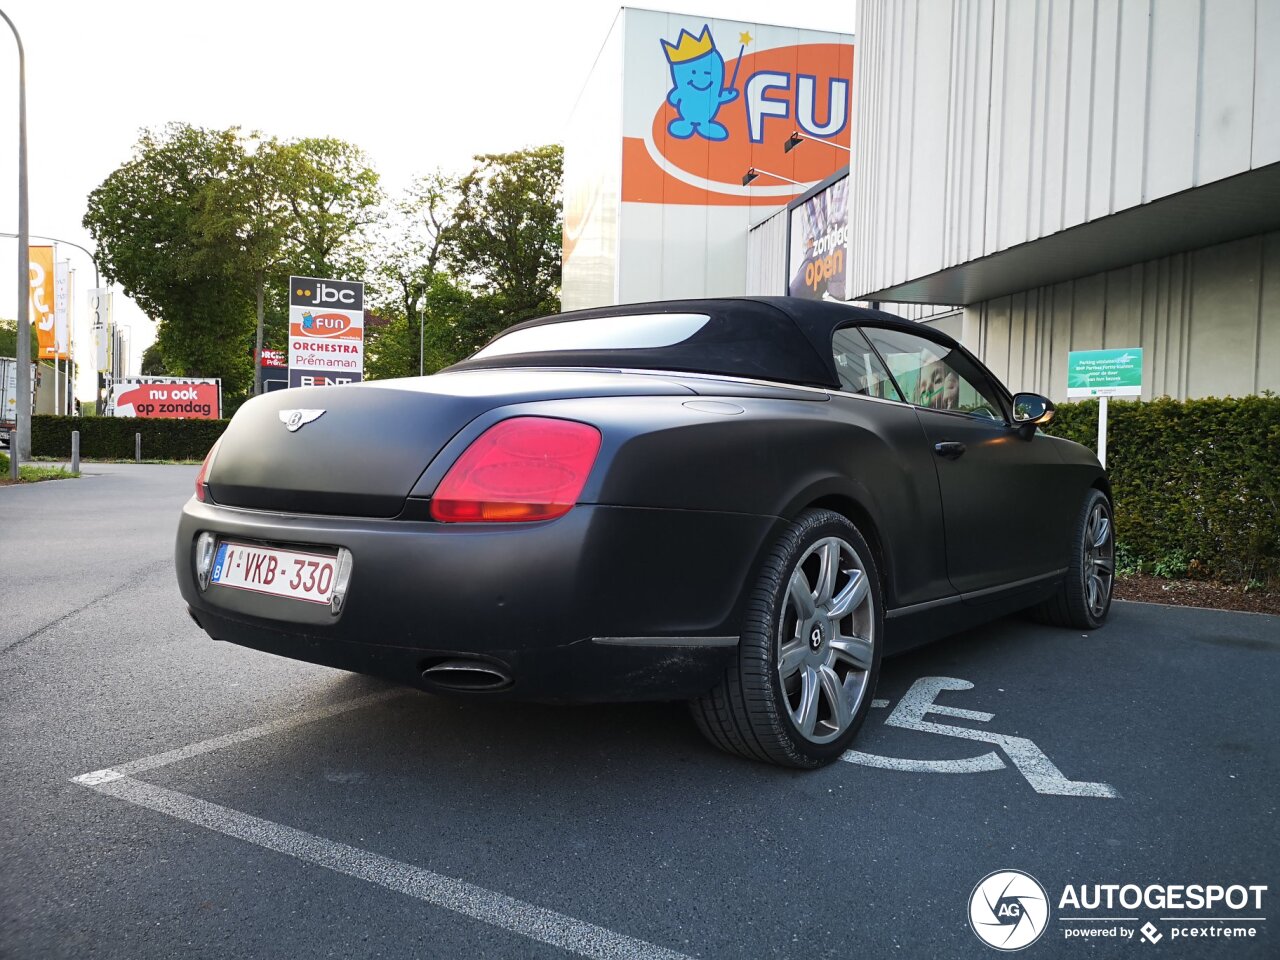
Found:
[844,677,1120,798]
[80,689,408,781]
[77,774,693,960]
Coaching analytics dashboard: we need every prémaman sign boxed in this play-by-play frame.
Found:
[287,275,365,389]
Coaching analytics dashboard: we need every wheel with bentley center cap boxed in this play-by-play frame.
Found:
[691,509,883,768]
[1029,489,1115,630]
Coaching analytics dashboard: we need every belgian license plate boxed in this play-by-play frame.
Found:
[210,541,337,604]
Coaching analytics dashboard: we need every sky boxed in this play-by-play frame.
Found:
[0,0,856,399]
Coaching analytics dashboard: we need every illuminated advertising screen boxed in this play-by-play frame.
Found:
[788,176,848,300]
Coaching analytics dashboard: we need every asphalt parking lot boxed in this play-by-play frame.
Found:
[2,464,1276,959]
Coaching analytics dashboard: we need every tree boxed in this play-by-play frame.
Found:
[447,144,563,321]
[278,138,383,279]
[140,343,169,376]
[373,172,459,376]
[420,275,506,371]
[83,124,257,396]
[363,313,417,381]
[84,125,383,401]
[364,275,501,379]
[208,134,295,394]
[0,317,38,358]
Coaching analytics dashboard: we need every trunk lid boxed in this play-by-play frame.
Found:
[207,370,695,517]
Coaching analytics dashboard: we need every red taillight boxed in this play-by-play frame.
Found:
[195,438,221,502]
[430,417,602,523]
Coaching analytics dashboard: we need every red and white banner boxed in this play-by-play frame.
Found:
[109,376,222,419]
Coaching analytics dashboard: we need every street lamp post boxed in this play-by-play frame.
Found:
[1,8,29,478]
[1,233,100,289]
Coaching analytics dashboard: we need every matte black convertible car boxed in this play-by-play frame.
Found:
[176,298,1113,768]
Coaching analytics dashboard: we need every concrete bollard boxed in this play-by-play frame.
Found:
[71,431,80,476]
[135,432,142,463]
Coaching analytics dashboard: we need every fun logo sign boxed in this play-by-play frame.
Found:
[662,25,740,141]
[289,310,360,339]
[623,24,853,205]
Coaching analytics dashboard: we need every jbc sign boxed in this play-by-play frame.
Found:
[287,275,365,389]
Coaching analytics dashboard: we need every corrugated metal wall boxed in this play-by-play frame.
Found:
[963,230,1280,400]
[849,0,1280,299]
[746,210,788,296]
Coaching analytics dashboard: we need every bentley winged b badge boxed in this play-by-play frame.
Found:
[279,409,326,432]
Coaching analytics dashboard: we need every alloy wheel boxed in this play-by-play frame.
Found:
[777,536,876,744]
[1083,501,1114,618]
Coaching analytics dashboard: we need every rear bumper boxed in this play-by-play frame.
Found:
[176,498,781,702]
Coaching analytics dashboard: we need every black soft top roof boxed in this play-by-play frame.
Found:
[446,297,953,388]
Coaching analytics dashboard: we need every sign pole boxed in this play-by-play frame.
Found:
[1097,395,1108,469]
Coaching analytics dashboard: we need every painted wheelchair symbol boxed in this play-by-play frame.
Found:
[844,677,1119,798]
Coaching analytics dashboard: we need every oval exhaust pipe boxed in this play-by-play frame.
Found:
[421,658,513,692]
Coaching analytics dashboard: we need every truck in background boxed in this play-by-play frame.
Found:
[1,357,36,449]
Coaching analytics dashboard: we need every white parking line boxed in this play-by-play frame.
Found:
[71,689,695,960]
[76,775,693,960]
[104,688,408,778]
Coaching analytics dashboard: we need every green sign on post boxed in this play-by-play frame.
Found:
[1066,347,1142,469]
[1066,348,1143,398]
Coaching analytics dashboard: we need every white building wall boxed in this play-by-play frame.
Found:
[963,230,1280,401]
[562,14,624,312]
[746,209,788,296]
[848,0,1280,300]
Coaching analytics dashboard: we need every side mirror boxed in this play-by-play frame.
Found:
[1011,392,1055,436]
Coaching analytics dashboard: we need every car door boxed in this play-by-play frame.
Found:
[827,325,953,609]
[858,325,1074,596]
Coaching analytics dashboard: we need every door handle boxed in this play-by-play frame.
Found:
[934,441,966,460]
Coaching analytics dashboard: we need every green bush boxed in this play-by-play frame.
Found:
[31,415,228,461]
[1043,396,1280,583]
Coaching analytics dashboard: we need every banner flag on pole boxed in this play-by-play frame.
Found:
[54,259,71,360]
[30,246,56,360]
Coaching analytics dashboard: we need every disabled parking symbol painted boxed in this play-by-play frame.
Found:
[843,677,1119,798]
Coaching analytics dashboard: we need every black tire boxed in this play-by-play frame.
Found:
[1029,488,1115,629]
[691,509,884,769]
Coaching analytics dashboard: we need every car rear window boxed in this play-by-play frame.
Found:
[473,313,710,358]
[450,300,838,387]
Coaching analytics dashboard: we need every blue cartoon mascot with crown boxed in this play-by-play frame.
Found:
[662,24,739,141]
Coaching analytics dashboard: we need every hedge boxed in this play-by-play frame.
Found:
[1043,396,1280,583]
[28,397,1280,582]
[31,415,228,461]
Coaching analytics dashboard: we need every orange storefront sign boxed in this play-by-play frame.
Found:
[623,40,853,206]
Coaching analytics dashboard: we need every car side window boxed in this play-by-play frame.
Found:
[860,327,1005,420]
[831,327,904,400]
